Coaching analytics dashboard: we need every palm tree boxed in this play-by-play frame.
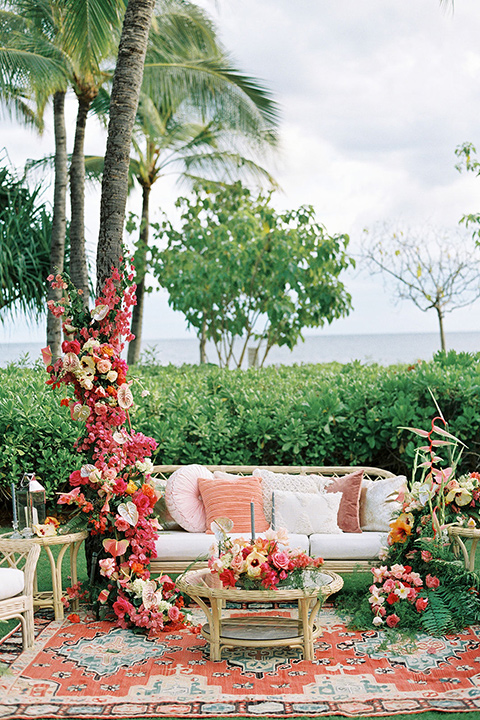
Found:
[97,0,279,295]
[0,0,124,355]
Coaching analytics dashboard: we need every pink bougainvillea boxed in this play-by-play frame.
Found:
[43,262,191,634]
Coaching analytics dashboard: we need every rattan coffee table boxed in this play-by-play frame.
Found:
[177,567,343,661]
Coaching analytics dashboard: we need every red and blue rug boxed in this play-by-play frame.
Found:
[1,606,480,718]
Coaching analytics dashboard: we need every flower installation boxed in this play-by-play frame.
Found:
[208,526,325,590]
[352,415,480,636]
[43,261,191,634]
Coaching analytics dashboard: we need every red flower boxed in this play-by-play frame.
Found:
[67,613,80,623]
[219,569,237,587]
[425,574,440,589]
[386,613,400,628]
[386,592,399,605]
[415,597,429,612]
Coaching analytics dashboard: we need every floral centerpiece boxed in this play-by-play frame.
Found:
[351,415,480,636]
[43,260,192,634]
[208,525,325,590]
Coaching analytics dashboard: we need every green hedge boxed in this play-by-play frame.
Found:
[1,351,479,514]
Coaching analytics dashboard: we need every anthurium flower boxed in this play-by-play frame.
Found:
[103,538,130,557]
[41,346,52,366]
[90,303,109,322]
[117,382,134,409]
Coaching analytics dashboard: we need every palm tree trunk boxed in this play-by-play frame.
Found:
[97,0,155,294]
[436,306,446,351]
[47,90,68,361]
[69,94,91,304]
[127,184,150,365]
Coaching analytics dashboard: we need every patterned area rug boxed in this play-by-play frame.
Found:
[2,605,480,718]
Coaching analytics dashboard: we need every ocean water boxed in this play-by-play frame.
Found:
[1,331,479,368]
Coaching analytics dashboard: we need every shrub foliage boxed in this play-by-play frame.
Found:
[1,350,479,512]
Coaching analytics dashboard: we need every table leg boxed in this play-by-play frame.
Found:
[298,597,313,661]
[69,539,84,611]
[210,598,222,662]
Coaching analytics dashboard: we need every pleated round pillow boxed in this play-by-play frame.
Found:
[165,464,213,532]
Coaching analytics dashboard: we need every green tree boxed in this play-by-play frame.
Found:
[0,163,53,319]
[153,182,354,368]
[362,223,480,351]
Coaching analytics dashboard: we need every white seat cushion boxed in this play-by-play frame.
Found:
[0,567,25,600]
[309,531,388,560]
[154,531,310,562]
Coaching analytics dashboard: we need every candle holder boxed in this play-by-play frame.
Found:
[16,473,46,537]
[10,480,22,539]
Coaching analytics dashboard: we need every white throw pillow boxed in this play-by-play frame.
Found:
[253,468,321,523]
[274,490,343,535]
[360,475,407,532]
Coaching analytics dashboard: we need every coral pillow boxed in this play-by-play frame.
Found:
[198,476,269,534]
[326,470,363,533]
[165,464,213,532]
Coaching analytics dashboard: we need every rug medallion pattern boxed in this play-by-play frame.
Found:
[1,607,480,717]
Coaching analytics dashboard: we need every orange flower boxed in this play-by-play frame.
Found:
[388,516,413,544]
[126,481,137,495]
[131,562,145,576]
[106,386,117,397]
[141,483,156,501]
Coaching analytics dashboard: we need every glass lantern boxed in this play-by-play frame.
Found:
[16,473,46,537]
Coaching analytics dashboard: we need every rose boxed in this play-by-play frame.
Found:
[99,558,117,578]
[386,613,400,628]
[425,574,440,589]
[168,606,181,622]
[421,550,433,563]
[271,551,290,570]
[415,596,429,612]
[97,359,112,374]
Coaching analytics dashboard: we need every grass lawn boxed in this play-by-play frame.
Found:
[1,535,479,720]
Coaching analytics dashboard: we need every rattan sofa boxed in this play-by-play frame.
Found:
[150,465,398,576]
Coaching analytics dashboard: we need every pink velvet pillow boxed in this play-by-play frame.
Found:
[165,464,213,532]
[326,470,363,533]
[198,476,269,534]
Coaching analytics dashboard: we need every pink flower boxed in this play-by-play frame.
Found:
[99,558,116,578]
[386,613,400,627]
[113,595,135,620]
[58,487,81,505]
[421,550,433,563]
[383,578,395,593]
[425,574,440,589]
[41,346,52,366]
[271,551,290,570]
[167,606,181,622]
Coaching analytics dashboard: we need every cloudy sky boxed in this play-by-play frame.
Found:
[2,0,480,345]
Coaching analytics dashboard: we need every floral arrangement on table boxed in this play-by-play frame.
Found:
[351,415,480,636]
[42,260,192,635]
[208,526,325,590]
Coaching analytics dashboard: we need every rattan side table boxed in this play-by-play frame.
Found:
[2,529,88,620]
[177,567,343,661]
[448,525,480,572]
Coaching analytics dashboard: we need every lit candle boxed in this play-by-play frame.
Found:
[250,500,255,542]
[271,491,276,531]
[11,482,18,525]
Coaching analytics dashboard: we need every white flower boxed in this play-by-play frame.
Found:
[141,389,150,397]
[82,339,101,352]
[135,459,154,475]
[372,616,384,626]
[395,584,410,600]
[131,579,146,598]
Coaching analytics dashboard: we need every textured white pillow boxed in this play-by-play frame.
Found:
[253,468,320,523]
[360,475,407,532]
[274,490,343,535]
